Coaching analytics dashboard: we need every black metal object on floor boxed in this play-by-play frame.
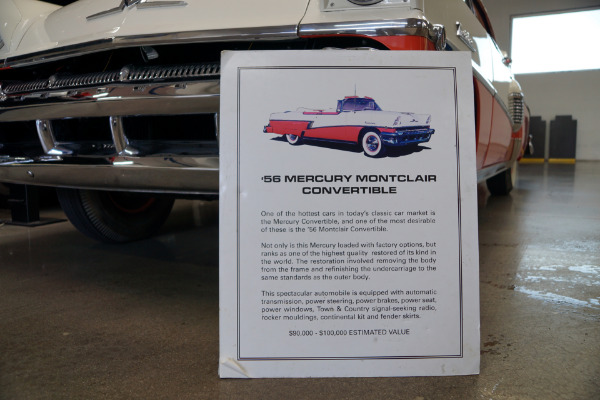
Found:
[4,184,65,227]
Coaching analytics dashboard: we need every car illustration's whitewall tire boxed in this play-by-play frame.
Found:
[361,131,384,157]
[286,134,302,145]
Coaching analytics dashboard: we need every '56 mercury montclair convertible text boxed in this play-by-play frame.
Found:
[264,96,434,157]
[0,0,529,242]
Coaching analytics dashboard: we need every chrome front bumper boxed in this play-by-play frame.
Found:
[380,128,434,146]
[0,63,221,194]
[0,156,219,195]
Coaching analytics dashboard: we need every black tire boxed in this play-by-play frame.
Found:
[286,133,302,145]
[56,188,175,243]
[486,168,514,196]
[361,130,385,157]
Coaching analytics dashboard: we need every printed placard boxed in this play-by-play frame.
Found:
[219,50,479,378]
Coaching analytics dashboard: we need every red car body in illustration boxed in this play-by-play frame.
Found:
[264,96,434,157]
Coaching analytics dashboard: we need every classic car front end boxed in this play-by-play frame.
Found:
[0,0,528,241]
[378,126,435,147]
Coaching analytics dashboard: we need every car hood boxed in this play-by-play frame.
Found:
[5,0,311,61]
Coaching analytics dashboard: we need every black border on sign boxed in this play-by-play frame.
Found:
[235,66,462,361]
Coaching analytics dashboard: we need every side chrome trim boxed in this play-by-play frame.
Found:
[3,26,298,69]
[476,139,523,183]
[112,25,298,46]
[0,156,219,194]
[476,161,511,183]
[2,39,114,69]
[509,138,523,164]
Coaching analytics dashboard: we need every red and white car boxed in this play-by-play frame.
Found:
[0,0,528,242]
[264,96,434,157]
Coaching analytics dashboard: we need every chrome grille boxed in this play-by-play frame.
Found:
[1,62,220,95]
[123,63,220,81]
[4,79,48,94]
[51,71,121,88]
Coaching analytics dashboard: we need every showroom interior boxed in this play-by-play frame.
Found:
[0,0,598,398]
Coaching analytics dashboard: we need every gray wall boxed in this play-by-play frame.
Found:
[484,0,600,160]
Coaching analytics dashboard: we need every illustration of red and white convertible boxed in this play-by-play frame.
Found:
[263,96,435,157]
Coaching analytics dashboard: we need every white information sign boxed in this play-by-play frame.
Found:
[219,50,479,378]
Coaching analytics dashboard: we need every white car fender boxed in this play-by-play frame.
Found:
[0,0,59,56]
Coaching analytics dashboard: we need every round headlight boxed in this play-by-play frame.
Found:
[347,0,384,5]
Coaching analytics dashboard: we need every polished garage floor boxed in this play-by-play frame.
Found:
[0,163,598,399]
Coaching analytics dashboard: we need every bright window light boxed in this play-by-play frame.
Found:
[511,9,600,74]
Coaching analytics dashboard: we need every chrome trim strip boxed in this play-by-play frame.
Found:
[471,66,496,96]
[3,26,298,69]
[0,156,219,194]
[0,80,220,122]
[509,138,523,163]
[137,1,188,10]
[86,5,126,21]
[3,39,114,69]
[476,161,511,183]
[299,18,432,39]
[111,25,298,47]
[476,139,522,183]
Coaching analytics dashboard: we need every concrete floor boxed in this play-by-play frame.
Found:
[0,162,598,399]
